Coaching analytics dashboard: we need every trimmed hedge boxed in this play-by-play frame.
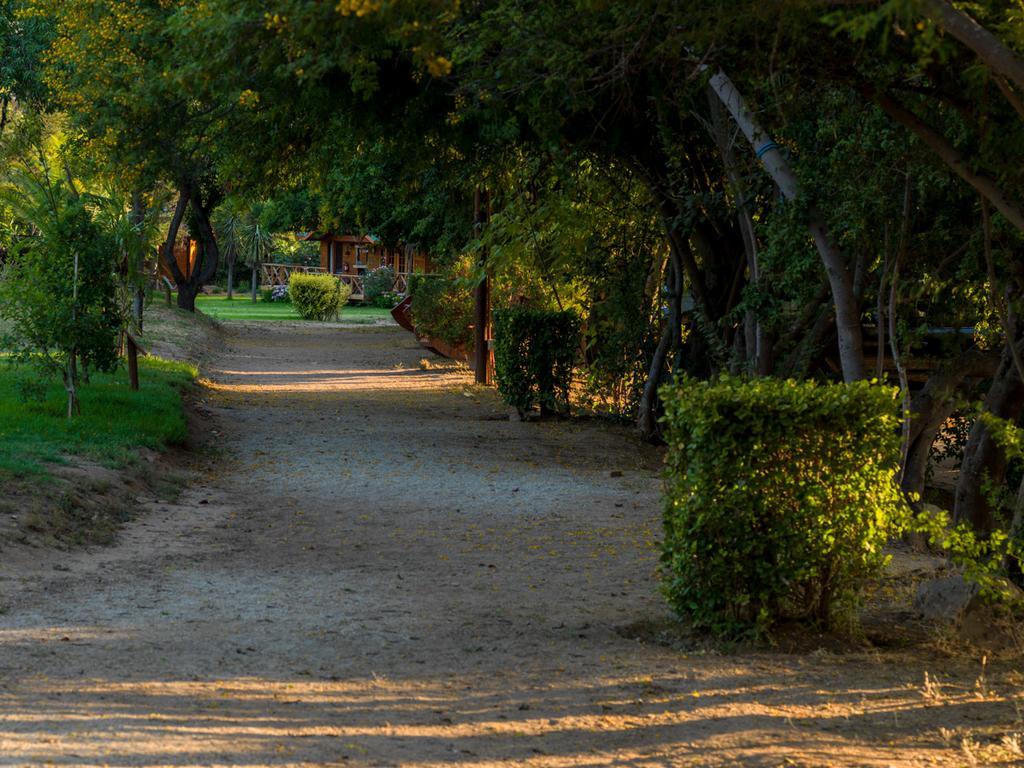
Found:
[288,273,351,321]
[493,307,580,418]
[659,376,908,637]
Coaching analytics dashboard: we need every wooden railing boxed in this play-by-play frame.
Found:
[260,263,414,301]
[339,275,365,298]
[261,263,326,286]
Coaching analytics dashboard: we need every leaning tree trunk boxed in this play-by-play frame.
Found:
[708,69,866,382]
[954,346,1024,532]
[707,86,769,375]
[162,185,193,310]
[637,233,684,441]
[901,348,999,499]
[920,0,1024,94]
[179,183,223,312]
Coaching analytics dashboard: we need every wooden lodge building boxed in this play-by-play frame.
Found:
[160,237,198,284]
[261,233,434,300]
[160,232,434,303]
[303,233,432,278]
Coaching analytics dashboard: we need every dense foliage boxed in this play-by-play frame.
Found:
[493,307,580,418]
[0,171,119,417]
[660,377,908,637]
[408,273,474,349]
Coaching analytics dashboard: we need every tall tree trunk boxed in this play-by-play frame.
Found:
[707,86,769,374]
[177,282,201,313]
[66,250,80,418]
[708,69,866,381]
[251,264,258,303]
[637,231,683,441]
[227,260,235,300]
[130,191,146,333]
[889,174,914,476]
[473,187,491,385]
[163,185,192,309]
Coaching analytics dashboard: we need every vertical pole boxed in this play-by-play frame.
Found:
[131,191,146,333]
[473,187,490,385]
[127,335,140,391]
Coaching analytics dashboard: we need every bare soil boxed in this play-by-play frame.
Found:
[1,321,1022,767]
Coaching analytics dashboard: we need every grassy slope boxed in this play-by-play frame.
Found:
[0,357,197,479]
[194,294,394,323]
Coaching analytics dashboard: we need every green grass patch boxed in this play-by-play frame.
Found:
[0,356,197,479]
[192,294,394,324]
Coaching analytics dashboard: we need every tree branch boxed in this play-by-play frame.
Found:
[920,0,1024,94]
[871,89,1024,231]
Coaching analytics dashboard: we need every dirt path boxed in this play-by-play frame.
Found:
[0,323,1020,767]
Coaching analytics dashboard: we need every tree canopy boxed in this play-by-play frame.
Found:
[5,0,1024,542]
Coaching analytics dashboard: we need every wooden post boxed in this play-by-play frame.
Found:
[127,334,140,391]
[473,187,490,385]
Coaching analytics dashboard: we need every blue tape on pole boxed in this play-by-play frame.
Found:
[755,141,779,159]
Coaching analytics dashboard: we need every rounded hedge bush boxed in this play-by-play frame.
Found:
[288,273,350,321]
[659,376,909,638]
[493,307,580,418]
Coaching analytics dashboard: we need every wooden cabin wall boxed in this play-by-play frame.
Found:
[315,237,433,275]
[159,239,198,283]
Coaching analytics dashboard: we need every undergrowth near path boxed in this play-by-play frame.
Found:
[0,356,196,479]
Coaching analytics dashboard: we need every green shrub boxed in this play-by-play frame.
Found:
[363,266,395,303]
[408,273,474,348]
[371,290,402,309]
[659,376,908,638]
[288,273,350,321]
[493,307,580,418]
[0,187,119,418]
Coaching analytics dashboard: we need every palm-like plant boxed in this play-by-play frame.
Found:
[241,217,274,303]
[214,201,275,302]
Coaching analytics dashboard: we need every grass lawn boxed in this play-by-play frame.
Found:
[0,357,197,479]
[193,294,395,324]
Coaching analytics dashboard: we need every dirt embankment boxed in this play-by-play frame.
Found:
[0,305,222,563]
